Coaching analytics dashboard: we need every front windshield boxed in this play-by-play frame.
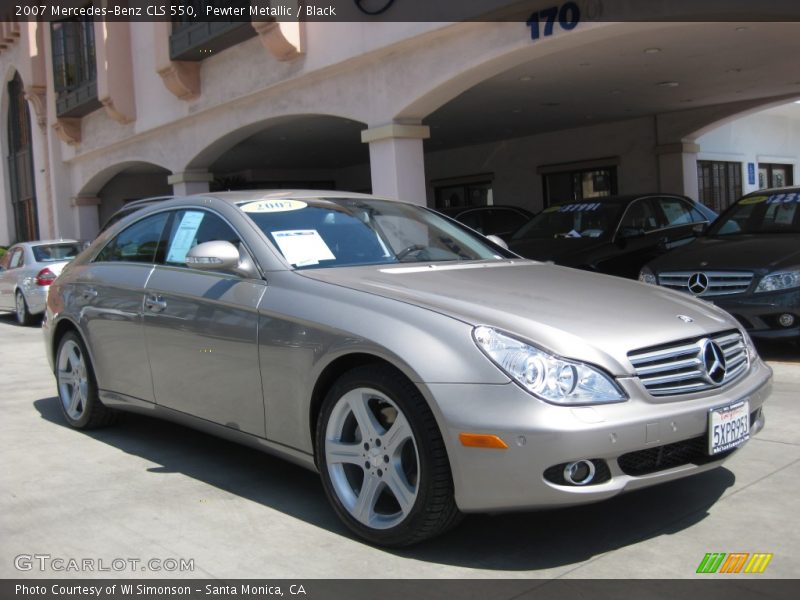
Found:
[512,202,620,241]
[32,243,81,262]
[240,197,509,269]
[708,191,800,236]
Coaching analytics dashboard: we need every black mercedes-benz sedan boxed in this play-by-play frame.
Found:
[640,186,800,341]
[508,194,717,279]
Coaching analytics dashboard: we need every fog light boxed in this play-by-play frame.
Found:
[563,460,596,485]
[778,313,795,328]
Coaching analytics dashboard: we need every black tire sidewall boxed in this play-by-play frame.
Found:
[15,292,29,325]
[315,366,447,547]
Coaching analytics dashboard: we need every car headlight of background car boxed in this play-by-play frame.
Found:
[473,326,627,405]
[638,267,657,285]
[755,269,800,293]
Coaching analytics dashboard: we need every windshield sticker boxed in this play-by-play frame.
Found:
[556,202,602,213]
[271,229,336,266]
[767,192,800,204]
[739,195,767,205]
[166,211,205,264]
[241,199,308,213]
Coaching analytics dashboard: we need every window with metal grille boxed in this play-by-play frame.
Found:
[51,13,99,117]
[697,161,742,213]
[6,73,39,242]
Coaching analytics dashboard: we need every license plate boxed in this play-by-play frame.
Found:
[708,400,750,455]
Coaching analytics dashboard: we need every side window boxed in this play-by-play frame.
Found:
[163,210,241,267]
[95,213,170,263]
[8,248,24,269]
[656,197,698,227]
[620,199,661,234]
[487,209,526,235]
[458,211,484,233]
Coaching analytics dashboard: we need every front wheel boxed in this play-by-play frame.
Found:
[56,332,117,429]
[316,365,461,547]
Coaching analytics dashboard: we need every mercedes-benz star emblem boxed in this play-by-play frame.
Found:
[700,339,727,384]
[677,315,694,323]
[688,272,709,295]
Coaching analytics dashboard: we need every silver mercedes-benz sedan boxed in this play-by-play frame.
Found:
[44,191,771,546]
[0,239,81,325]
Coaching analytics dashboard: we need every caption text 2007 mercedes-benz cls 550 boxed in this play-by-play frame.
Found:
[44,191,771,547]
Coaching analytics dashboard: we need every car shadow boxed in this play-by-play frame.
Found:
[34,395,735,570]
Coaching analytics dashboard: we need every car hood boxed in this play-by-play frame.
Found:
[508,237,607,264]
[299,260,738,375]
[648,234,800,272]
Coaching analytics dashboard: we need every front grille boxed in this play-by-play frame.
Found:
[657,271,754,297]
[628,330,749,396]
[617,435,736,476]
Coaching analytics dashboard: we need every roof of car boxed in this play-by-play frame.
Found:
[743,185,800,195]
[192,190,392,204]
[15,239,79,247]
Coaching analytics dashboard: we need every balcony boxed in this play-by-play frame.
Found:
[51,18,101,118]
[170,1,255,61]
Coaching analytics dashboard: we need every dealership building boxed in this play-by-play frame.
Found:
[1,8,799,245]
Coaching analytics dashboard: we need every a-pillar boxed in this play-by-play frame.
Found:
[168,171,213,196]
[656,142,700,200]
[361,123,430,205]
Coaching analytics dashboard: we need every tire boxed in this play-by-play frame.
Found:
[315,364,461,547]
[15,291,33,326]
[56,331,118,429]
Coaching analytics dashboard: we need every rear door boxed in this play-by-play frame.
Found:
[78,212,170,402]
[0,247,24,309]
[142,208,267,437]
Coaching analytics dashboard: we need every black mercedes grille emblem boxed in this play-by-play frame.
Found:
[688,272,709,295]
[700,339,727,384]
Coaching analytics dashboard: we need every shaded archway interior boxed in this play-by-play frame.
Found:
[205,115,371,194]
[90,163,172,227]
[423,22,800,151]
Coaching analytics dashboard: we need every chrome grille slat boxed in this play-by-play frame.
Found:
[656,270,754,297]
[628,330,749,396]
[635,357,701,375]
[641,370,704,386]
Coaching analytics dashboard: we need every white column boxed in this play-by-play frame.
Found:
[167,170,213,196]
[71,196,100,240]
[362,123,430,205]
[656,142,700,200]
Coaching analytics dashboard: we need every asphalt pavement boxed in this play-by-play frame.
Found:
[0,314,797,579]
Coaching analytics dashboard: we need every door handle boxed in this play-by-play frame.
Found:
[81,287,98,300]
[144,294,167,313]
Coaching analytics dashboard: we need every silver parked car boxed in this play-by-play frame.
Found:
[0,240,81,325]
[44,191,771,546]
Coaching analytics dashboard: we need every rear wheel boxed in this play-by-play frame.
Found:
[56,332,117,429]
[316,364,461,547]
[15,291,33,326]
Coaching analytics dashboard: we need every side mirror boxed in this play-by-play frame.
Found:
[692,221,709,235]
[185,240,257,277]
[485,234,509,250]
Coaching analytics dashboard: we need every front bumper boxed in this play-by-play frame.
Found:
[424,357,772,512]
[709,289,800,339]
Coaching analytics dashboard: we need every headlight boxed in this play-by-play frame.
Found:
[473,326,626,405]
[638,267,657,285]
[755,269,800,293]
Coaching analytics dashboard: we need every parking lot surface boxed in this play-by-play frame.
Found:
[1,314,798,579]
